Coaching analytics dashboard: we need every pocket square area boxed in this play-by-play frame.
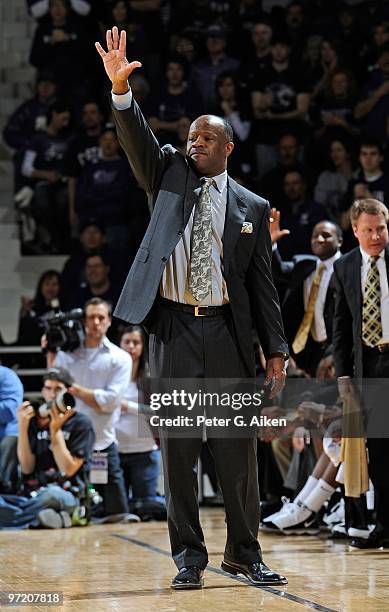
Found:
[241,222,253,234]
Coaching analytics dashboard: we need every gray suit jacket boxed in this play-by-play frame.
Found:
[112,98,288,375]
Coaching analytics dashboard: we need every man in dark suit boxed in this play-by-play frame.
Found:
[96,28,289,588]
[270,210,342,376]
[333,198,389,549]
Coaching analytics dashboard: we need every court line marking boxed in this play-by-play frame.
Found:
[112,533,338,612]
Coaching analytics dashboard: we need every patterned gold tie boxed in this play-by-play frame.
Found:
[292,263,326,354]
[188,177,215,302]
[362,256,382,347]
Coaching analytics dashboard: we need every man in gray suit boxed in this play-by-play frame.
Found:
[96,27,289,588]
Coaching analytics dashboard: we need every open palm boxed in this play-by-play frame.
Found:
[270,208,290,243]
[95,26,141,85]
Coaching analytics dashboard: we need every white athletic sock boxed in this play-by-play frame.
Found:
[304,478,335,513]
[294,476,318,505]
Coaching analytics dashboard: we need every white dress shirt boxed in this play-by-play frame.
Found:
[161,170,229,305]
[112,88,229,306]
[360,247,389,340]
[304,251,341,342]
[56,337,132,450]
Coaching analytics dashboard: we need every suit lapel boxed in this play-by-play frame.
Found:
[223,179,248,275]
[351,249,362,326]
[385,246,389,287]
[292,259,316,290]
[183,165,201,226]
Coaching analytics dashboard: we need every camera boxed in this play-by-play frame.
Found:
[31,390,76,418]
[40,308,85,352]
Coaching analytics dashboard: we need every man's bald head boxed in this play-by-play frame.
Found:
[186,115,234,177]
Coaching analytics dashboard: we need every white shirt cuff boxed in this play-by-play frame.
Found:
[111,89,132,110]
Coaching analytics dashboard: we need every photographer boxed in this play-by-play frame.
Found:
[0,368,94,529]
[46,297,133,521]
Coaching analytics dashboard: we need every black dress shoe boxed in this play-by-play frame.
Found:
[350,532,389,549]
[171,566,204,589]
[221,559,287,585]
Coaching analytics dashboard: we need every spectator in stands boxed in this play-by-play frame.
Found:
[362,21,389,74]
[108,0,146,63]
[259,132,303,204]
[126,0,163,52]
[17,270,62,346]
[21,100,72,253]
[147,55,202,145]
[65,252,120,310]
[172,31,198,75]
[116,326,166,520]
[301,35,323,86]
[0,367,23,493]
[61,219,126,297]
[27,0,92,19]
[66,100,104,229]
[47,298,134,522]
[332,4,362,69]
[313,69,359,148]
[212,71,253,180]
[74,125,148,256]
[311,37,341,101]
[240,18,273,91]
[276,169,328,259]
[0,368,95,529]
[174,116,191,156]
[3,72,58,153]
[192,24,240,109]
[285,1,309,62]
[3,71,58,193]
[29,0,91,98]
[354,44,389,143]
[314,138,355,221]
[251,35,311,179]
[339,139,389,250]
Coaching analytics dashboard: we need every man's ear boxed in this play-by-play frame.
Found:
[226,141,234,158]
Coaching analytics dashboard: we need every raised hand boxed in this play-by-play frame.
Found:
[17,401,35,429]
[49,404,75,437]
[269,208,290,243]
[95,26,141,92]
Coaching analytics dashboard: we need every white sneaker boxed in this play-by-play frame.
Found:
[323,498,345,527]
[262,503,319,535]
[348,525,374,539]
[329,522,348,538]
[271,503,315,533]
[262,497,294,524]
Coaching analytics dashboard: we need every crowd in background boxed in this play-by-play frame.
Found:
[0,0,388,541]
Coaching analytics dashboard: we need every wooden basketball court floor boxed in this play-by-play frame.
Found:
[0,507,388,611]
